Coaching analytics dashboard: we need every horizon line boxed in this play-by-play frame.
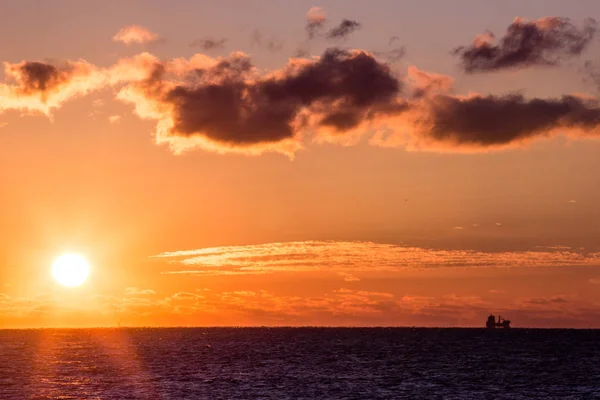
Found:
[2,325,599,330]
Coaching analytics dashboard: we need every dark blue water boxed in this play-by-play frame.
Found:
[0,328,599,399]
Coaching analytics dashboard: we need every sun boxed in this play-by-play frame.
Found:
[52,253,90,287]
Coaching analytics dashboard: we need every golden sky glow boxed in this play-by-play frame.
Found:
[1,0,600,328]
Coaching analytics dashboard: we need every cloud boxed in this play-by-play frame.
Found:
[386,92,600,151]
[113,25,160,45]
[124,287,156,296]
[327,19,361,40]
[542,245,572,250]
[306,6,327,39]
[116,48,405,155]
[171,292,204,300]
[3,47,600,156]
[338,272,361,282]
[453,17,597,73]
[406,66,454,99]
[108,115,121,123]
[155,240,600,277]
[0,53,161,118]
[190,38,227,51]
[516,295,570,306]
[106,52,163,85]
[0,59,107,116]
[583,60,600,91]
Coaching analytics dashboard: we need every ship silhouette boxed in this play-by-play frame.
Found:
[486,314,511,328]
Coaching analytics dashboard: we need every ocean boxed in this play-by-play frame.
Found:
[0,328,598,399]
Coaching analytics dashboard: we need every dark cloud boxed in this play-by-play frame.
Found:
[2,59,102,112]
[122,48,404,150]
[189,38,227,50]
[327,19,361,40]
[10,61,74,95]
[419,93,600,147]
[453,17,597,73]
[306,6,327,39]
[119,51,600,155]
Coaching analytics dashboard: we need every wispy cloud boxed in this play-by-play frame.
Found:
[338,272,361,282]
[113,25,160,45]
[190,38,227,51]
[124,287,156,296]
[327,19,361,40]
[155,240,600,277]
[249,30,284,53]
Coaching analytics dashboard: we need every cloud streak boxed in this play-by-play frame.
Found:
[453,17,596,72]
[155,240,600,277]
[125,287,156,296]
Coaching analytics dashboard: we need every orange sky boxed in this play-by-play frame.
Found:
[1,0,600,328]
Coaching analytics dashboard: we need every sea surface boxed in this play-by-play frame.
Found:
[0,328,599,399]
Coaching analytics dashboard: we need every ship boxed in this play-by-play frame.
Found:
[486,314,511,329]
